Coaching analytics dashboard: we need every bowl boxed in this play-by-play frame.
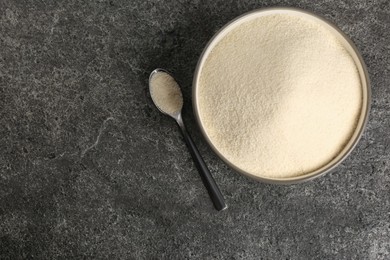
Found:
[192,7,371,184]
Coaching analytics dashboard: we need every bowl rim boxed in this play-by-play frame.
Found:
[192,7,371,184]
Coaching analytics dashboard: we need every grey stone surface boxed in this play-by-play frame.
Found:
[0,0,389,259]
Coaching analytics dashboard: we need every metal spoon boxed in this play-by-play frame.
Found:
[149,68,227,211]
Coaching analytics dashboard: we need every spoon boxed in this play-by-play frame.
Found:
[149,68,227,211]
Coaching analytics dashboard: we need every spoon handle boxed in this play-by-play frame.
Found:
[176,116,227,211]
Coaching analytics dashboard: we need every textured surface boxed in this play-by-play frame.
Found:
[197,13,363,178]
[0,0,389,259]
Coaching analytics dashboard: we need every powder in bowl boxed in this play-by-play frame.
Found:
[150,71,183,115]
[197,13,362,179]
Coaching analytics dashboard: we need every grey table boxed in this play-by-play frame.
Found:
[0,0,389,259]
